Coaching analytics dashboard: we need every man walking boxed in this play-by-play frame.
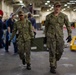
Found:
[45,1,72,74]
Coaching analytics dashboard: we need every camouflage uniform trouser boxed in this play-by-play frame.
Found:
[17,40,31,64]
[47,36,64,68]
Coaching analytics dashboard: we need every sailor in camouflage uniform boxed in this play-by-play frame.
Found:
[45,1,72,73]
[10,11,34,70]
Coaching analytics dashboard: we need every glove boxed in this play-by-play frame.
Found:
[44,37,47,44]
[34,32,36,35]
[34,32,36,38]
[8,40,11,46]
[66,35,72,42]
[16,34,19,38]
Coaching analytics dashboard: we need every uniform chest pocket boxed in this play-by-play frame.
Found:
[17,24,23,30]
[58,17,64,24]
[23,24,29,28]
[49,18,56,25]
[18,23,29,29]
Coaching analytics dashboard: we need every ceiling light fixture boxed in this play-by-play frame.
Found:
[47,9,49,11]
[45,3,48,5]
[20,0,23,3]
[47,1,50,3]
[67,6,70,8]
[61,8,66,11]
[73,9,76,11]
[67,2,75,4]
[51,6,54,9]
[49,5,51,7]
[50,8,52,10]
[64,4,67,6]
[70,1,76,2]
[30,3,32,5]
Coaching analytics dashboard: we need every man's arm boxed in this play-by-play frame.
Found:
[44,15,50,36]
[6,19,12,42]
[6,19,11,33]
[64,15,72,36]
[7,27,10,33]
[10,22,17,40]
[64,15,72,42]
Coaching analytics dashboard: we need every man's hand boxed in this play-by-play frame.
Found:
[16,34,19,38]
[8,40,11,46]
[44,37,47,44]
[66,35,72,42]
[34,32,36,36]
[34,32,36,38]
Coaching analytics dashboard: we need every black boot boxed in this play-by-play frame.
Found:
[26,63,31,70]
[22,59,26,65]
[50,67,56,74]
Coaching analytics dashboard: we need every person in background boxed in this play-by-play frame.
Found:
[45,1,72,74]
[0,10,4,48]
[5,13,18,54]
[2,19,7,44]
[28,13,37,37]
[3,19,7,30]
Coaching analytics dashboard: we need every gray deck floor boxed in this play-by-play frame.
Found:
[0,29,76,75]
